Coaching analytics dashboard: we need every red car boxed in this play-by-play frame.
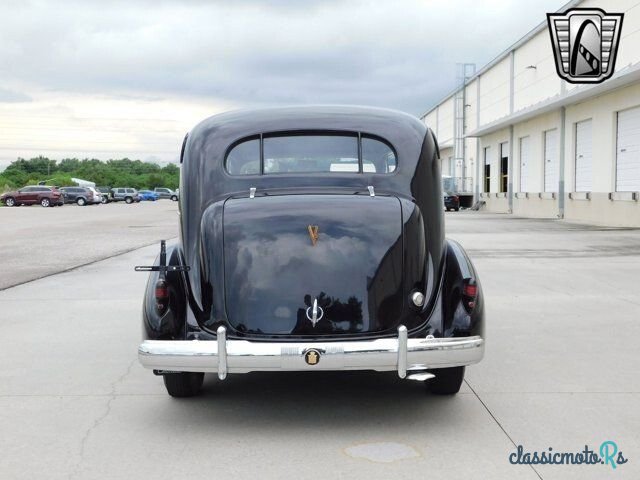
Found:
[0,186,64,207]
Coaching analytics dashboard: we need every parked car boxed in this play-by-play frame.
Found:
[139,190,160,201]
[87,187,103,205]
[136,106,485,397]
[111,188,140,204]
[59,187,94,206]
[154,187,178,201]
[1,185,64,207]
[96,186,113,204]
[444,192,460,211]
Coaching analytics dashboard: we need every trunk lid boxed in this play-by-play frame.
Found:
[222,194,405,336]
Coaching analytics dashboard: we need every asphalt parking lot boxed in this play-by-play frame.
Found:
[0,209,638,479]
[0,201,178,290]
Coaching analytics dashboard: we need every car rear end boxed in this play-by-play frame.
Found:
[50,187,64,206]
[136,107,485,397]
[97,188,112,203]
[444,192,460,211]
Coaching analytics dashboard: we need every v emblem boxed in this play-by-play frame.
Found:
[307,225,319,246]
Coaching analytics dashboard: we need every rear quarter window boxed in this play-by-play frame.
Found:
[226,137,260,175]
[225,132,396,175]
[362,136,396,173]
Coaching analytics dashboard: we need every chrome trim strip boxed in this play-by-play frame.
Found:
[217,326,227,380]
[139,332,484,375]
[397,325,407,379]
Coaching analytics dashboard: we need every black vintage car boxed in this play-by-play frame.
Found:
[136,106,485,397]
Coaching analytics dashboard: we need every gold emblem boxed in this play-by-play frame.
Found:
[304,349,321,365]
[307,225,319,246]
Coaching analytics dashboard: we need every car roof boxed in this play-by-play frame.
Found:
[190,105,424,140]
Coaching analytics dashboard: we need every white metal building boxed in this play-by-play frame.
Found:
[422,0,640,226]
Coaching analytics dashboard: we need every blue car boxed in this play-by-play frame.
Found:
[138,190,159,201]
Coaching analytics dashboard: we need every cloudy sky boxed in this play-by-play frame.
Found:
[1,0,564,168]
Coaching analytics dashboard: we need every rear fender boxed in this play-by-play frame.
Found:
[440,239,485,338]
[142,244,189,340]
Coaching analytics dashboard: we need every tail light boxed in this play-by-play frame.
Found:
[462,279,478,313]
[454,196,459,202]
[155,279,169,314]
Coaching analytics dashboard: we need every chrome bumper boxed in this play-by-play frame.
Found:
[138,326,484,380]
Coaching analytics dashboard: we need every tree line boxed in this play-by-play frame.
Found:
[0,156,180,193]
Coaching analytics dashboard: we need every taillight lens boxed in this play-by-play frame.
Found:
[462,280,478,313]
[155,279,169,314]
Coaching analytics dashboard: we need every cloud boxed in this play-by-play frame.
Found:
[0,0,563,114]
[0,0,564,165]
[0,88,32,103]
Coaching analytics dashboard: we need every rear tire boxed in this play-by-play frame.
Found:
[40,198,51,207]
[125,197,133,204]
[77,197,86,206]
[426,366,465,395]
[5,197,15,207]
[455,207,460,212]
[171,195,178,201]
[101,197,107,204]
[163,372,204,397]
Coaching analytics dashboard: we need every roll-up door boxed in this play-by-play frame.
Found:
[519,136,530,192]
[544,129,559,192]
[616,107,640,191]
[575,119,593,192]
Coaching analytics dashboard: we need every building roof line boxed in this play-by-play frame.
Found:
[465,62,640,137]
[420,0,582,120]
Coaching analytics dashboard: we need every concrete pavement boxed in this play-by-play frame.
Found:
[0,201,178,290]
[0,211,638,479]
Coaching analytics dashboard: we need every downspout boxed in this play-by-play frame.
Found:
[508,50,515,213]
[474,76,481,203]
[558,106,566,218]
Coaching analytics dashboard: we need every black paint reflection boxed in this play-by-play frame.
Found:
[222,195,403,335]
[291,292,364,334]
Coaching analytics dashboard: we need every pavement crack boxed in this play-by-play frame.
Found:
[465,379,544,480]
[68,358,137,480]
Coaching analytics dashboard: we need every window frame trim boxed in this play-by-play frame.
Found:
[224,130,397,176]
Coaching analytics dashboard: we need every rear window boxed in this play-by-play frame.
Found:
[226,132,396,175]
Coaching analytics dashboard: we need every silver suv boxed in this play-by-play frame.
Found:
[111,188,140,204]
[154,187,178,201]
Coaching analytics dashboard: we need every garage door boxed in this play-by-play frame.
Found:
[575,119,593,192]
[544,129,559,192]
[519,136,530,192]
[617,106,640,191]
